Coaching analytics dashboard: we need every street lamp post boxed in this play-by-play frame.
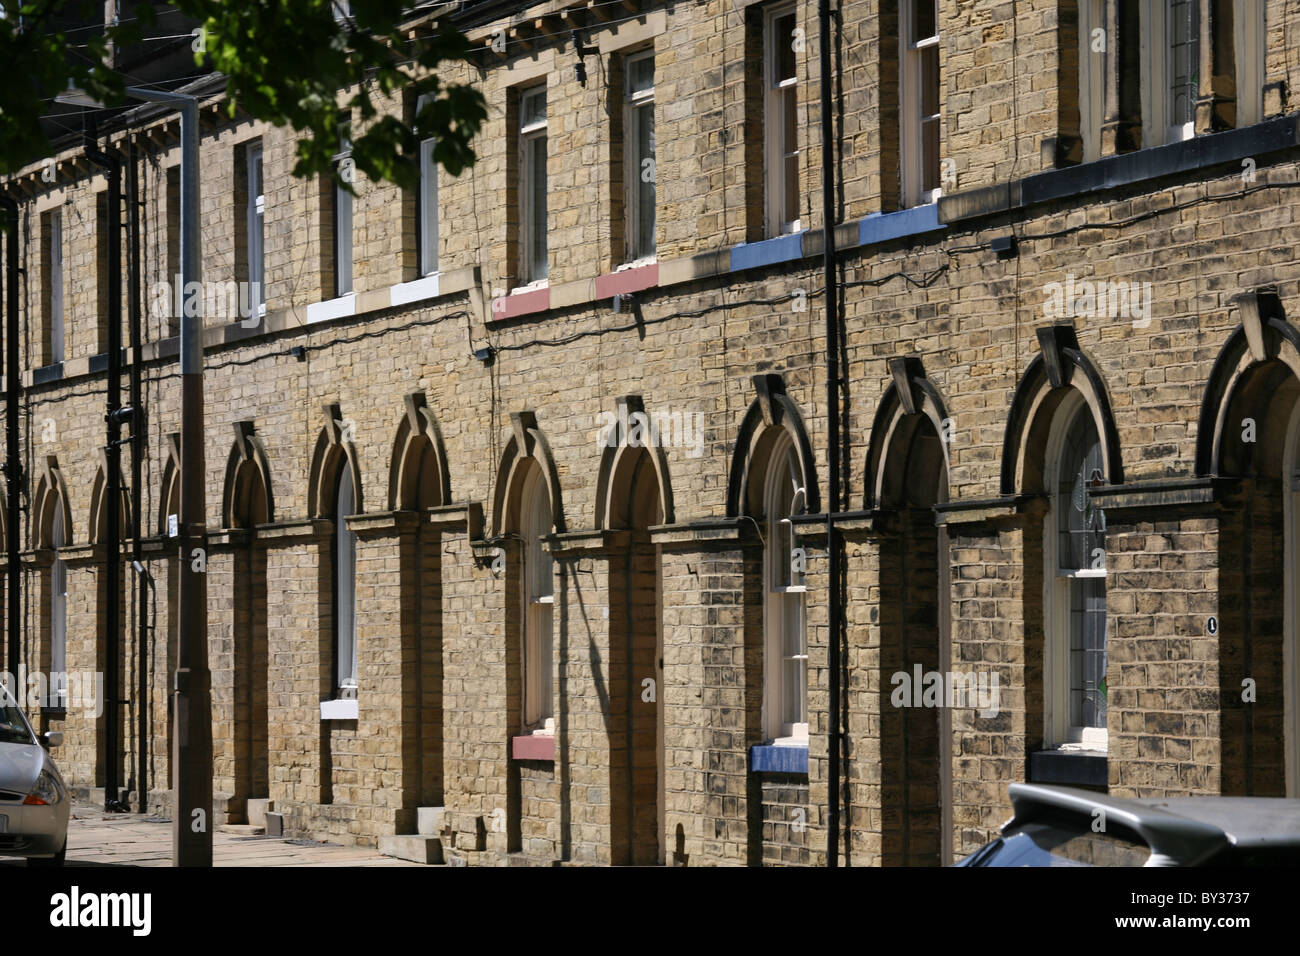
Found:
[55,85,210,866]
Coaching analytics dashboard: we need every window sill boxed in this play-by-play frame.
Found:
[1028,748,1107,788]
[390,272,441,307]
[306,293,357,325]
[511,733,555,762]
[750,742,809,774]
[320,699,358,720]
[492,281,550,321]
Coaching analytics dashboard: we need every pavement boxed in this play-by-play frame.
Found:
[1,798,424,867]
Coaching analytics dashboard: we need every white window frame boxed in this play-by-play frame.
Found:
[1078,0,1107,163]
[50,503,67,709]
[624,49,657,265]
[1235,0,1266,127]
[764,4,801,237]
[47,209,64,365]
[246,142,266,317]
[901,0,941,207]
[1142,0,1200,147]
[333,123,354,298]
[519,86,549,287]
[334,462,358,698]
[415,93,439,277]
[763,433,808,744]
[1043,391,1108,752]
[521,466,554,734]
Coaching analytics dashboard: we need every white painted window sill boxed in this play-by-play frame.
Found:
[390,272,441,307]
[615,256,657,272]
[509,278,549,296]
[307,293,356,324]
[320,699,359,720]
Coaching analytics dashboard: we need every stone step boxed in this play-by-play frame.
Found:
[416,806,445,836]
[219,824,266,837]
[379,834,444,865]
[247,797,275,829]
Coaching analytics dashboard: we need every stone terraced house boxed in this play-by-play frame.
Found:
[0,0,1297,866]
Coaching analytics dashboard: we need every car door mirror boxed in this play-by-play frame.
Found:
[41,731,63,749]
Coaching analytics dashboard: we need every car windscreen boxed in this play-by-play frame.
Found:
[973,817,1151,866]
[0,698,35,745]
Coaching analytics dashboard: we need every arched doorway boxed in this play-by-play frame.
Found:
[602,439,668,865]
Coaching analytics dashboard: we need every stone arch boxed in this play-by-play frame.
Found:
[491,411,565,537]
[594,395,674,530]
[387,392,451,512]
[727,373,820,519]
[1197,291,1300,477]
[864,357,952,510]
[32,456,73,550]
[87,451,132,545]
[222,421,275,529]
[308,403,363,518]
[157,434,182,537]
[1001,324,1124,496]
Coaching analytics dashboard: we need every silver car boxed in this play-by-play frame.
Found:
[0,684,69,865]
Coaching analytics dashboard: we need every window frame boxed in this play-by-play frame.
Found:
[764,3,801,237]
[520,465,554,734]
[900,0,942,207]
[333,461,358,698]
[518,85,549,288]
[763,432,808,744]
[416,93,439,278]
[1141,0,1200,147]
[624,48,657,265]
[45,208,64,365]
[49,502,67,709]
[246,141,266,317]
[1043,391,1109,752]
[1235,0,1266,127]
[333,123,354,298]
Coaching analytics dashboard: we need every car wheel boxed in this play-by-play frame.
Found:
[28,838,67,867]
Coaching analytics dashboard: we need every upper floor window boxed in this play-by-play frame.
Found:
[765,5,800,235]
[42,209,64,366]
[520,465,554,733]
[519,86,548,286]
[416,93,439,277]
[1045,396,1107,751]
[901,0,941,206]
[765,432,807,743]
[246,141,266,315]
[333,122,354,297]
[333,462,358,697]
[625,50,657,263]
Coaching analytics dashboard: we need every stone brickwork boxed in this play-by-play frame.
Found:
[2,0,1300,866]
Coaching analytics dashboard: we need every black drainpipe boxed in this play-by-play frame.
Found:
[127,139,147,812]
[84,120,127,812]
[1,195,21,684]
[818,0,842,867]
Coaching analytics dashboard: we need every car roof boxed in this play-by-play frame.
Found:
[1007,784,1300,864]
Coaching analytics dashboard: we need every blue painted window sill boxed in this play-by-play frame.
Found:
[750,744,809,774]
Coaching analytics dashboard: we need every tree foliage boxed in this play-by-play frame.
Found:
[0,0,488,188]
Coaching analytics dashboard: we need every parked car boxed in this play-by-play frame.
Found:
[0,684,69,865]
[955,783,1300,866]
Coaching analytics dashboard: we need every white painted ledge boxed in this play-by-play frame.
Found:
[390,273,441,307]
[306,293,356,324]
[320,698,359,720]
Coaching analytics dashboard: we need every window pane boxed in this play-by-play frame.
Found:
[1168,0,1199,132]
[921,44,940,117]
[50,211,63,363]
[913,0,937,43]
[628,53,654,95]
[1069,576,1107,730]
[335,180,352,295]
[774,13,797,85]
[420,136,438,275]
[528,134,548,280]
[634,103,656,258]
[522,88,546,127]
[336,466,357,689]
[922,116,941,193]
[1056,408,1106,571]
